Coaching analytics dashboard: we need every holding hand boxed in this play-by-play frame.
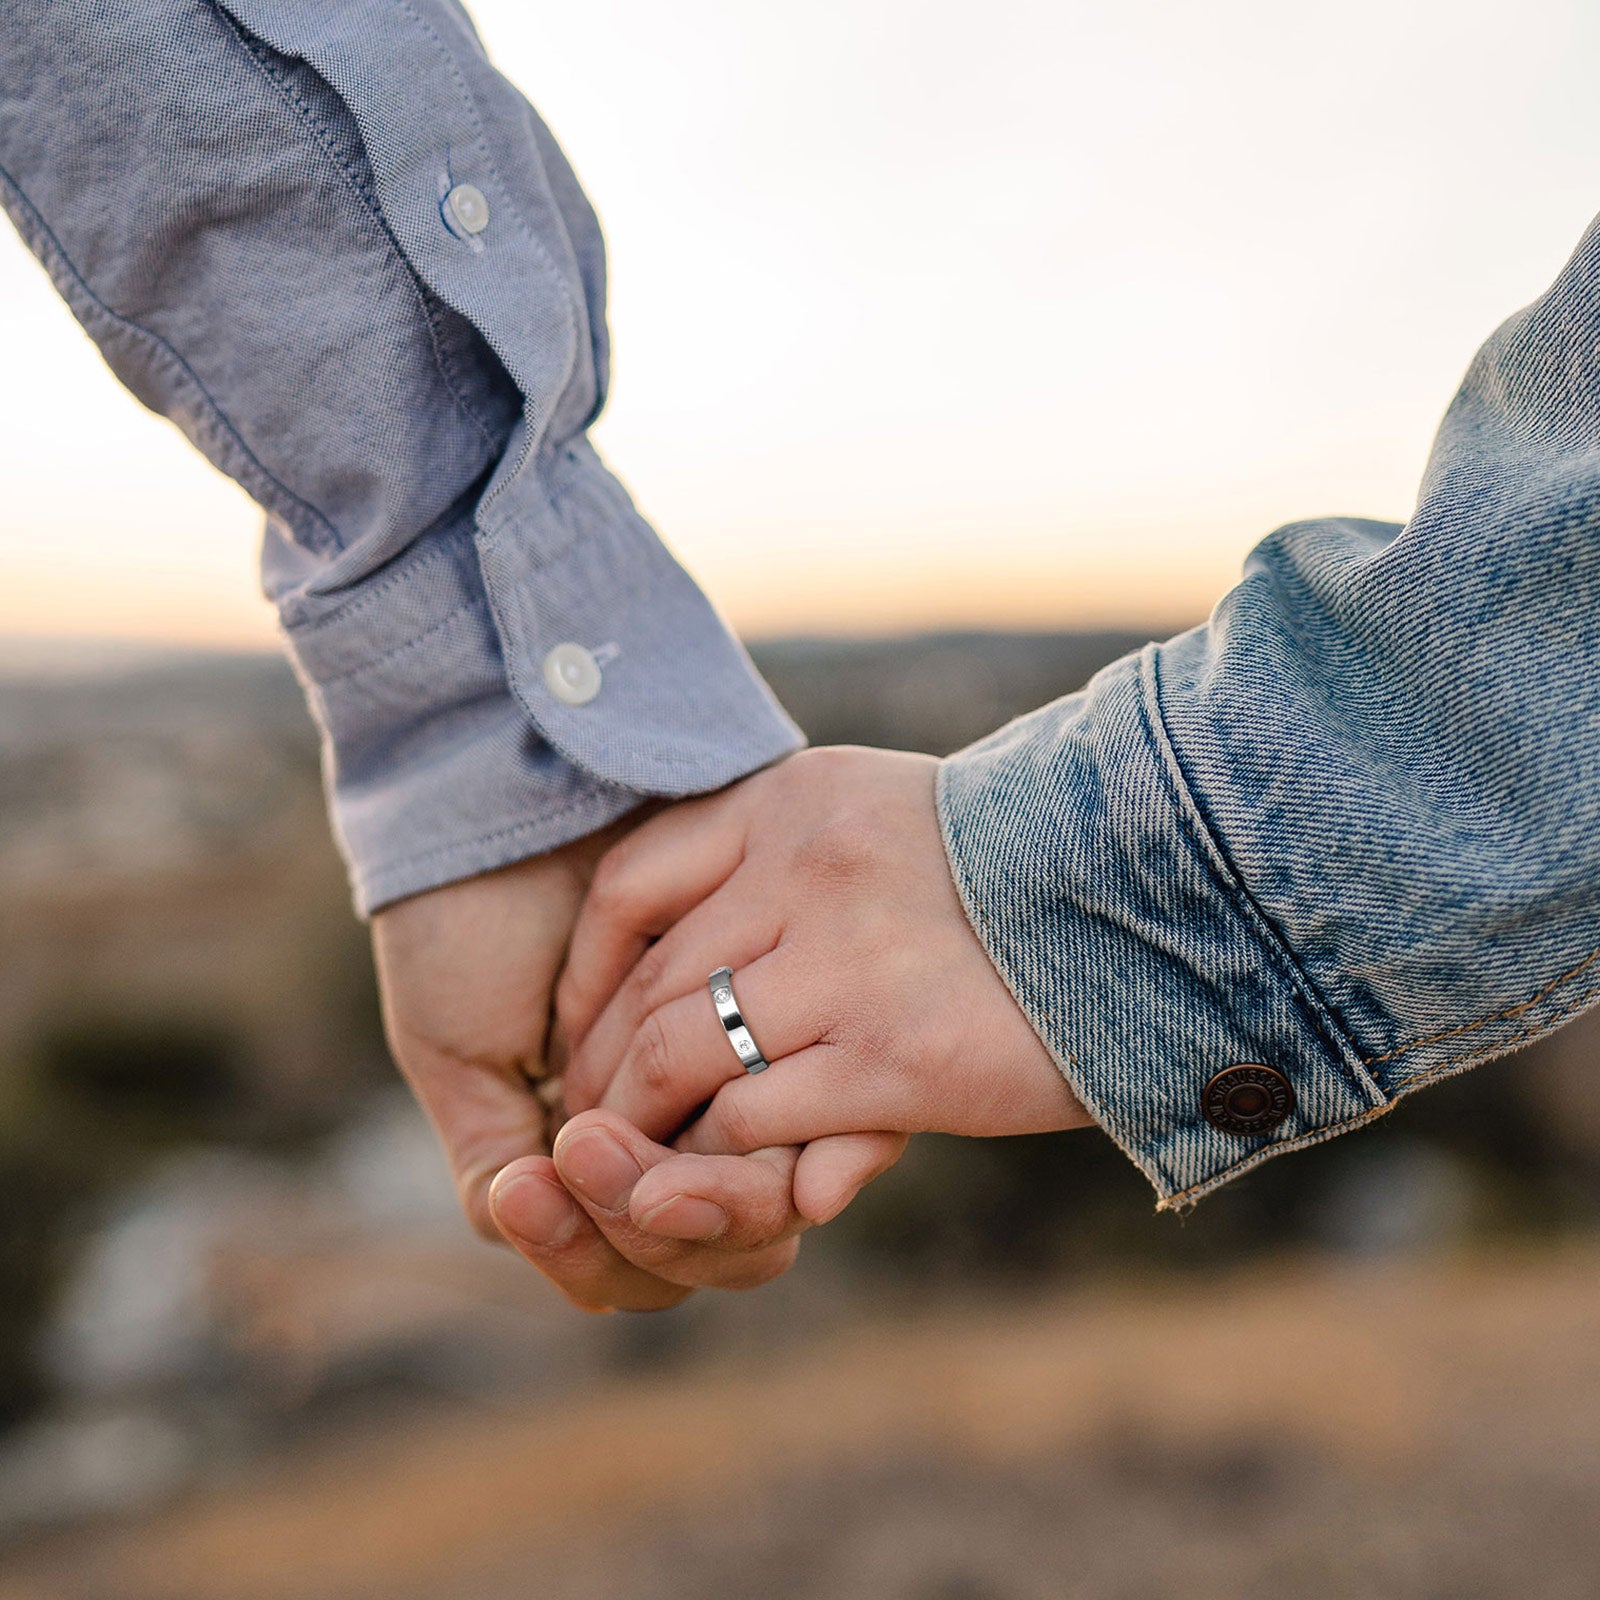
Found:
[556,748,1093,1183]
[372,827,904,1312]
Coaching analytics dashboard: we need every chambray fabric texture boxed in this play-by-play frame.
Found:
[0,0,803,913]
[941,211,1600,1206]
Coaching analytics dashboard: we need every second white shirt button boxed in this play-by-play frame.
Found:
[542,642,603,706]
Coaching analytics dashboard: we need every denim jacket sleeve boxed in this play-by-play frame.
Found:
[940,213,1600,1209]
[0,0,801,914]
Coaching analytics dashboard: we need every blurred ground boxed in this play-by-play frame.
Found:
[3,634,1600,1597]
[4,1242,1600,1600]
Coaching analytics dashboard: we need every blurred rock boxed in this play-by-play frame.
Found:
[1310,1142,1479,1259]
[0,1408,194,1539]
[45,1149,288,1397]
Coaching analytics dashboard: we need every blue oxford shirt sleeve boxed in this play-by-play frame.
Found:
[940,213,1600,1209]
[0,0,802,914]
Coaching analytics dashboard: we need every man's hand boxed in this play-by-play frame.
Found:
[557,749,1094,1159]
[371,826,905,1312]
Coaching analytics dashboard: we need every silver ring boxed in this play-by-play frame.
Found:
[708,966,770,1073]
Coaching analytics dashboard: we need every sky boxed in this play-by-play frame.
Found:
[2,0,1599,649]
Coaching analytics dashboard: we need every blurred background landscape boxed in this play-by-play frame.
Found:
[2,636,1600,1600]
[7,0,1600,1591]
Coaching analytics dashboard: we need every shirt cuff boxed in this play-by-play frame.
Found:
[936,641,1388,1209]
[280,442,804,916]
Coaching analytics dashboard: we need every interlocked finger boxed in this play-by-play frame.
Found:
[561,884,777,1116]
[556,794,753,1050]
[596,948,823,1142]
[488,1156,693,1312]
[551,1111,807,1291]
[677,1042,899,1156]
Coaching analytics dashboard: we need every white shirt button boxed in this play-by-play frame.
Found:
[542,642,602,706]
[445,183,490,236]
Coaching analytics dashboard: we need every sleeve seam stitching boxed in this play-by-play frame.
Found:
[389,0,584,443]
[211,4,507,458]
[279,516,479,636]
[1363,945,1600,1065]
[1163,974,1600,1209]
[306,595,489,687]
[1392,978,1600,1084]
[1136,646,1380,1099]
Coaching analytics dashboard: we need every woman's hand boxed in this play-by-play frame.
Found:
[372,831,897,1312]
[373,823,906,1312]
[556,748,1092,1179]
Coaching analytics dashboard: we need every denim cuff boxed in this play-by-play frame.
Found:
[937,642,1388,1209]
[281,448,803,915]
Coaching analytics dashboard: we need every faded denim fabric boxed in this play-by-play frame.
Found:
[0,0,802,912]
[941,213,1600,1207]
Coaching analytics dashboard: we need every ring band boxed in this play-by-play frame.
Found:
[708,966,770,1073]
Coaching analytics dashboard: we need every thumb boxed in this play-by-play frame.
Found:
[399,1041,564,1242]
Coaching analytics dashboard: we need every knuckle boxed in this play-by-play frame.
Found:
[794,810,885,887]
[747,1198,800,1250]
[833,980,937,1071]
[585,849,638,923]
[626,940,676,1015]
[790,745,862,787]
[891,1010,944,1074]
[719,1187,795,1252]
[826,995,884,1057]
[710,1092,762,1155]
[631,1011,678,1100]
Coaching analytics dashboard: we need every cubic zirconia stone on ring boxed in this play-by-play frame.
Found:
[708,966,771,1073]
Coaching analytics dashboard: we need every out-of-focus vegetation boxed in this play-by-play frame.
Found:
[0,652,385,1435]
[2,635,1598,1592]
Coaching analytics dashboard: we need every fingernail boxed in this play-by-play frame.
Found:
[492,1172,582,1249]
[638,1194,729,1242]
[555,1130,643,1212]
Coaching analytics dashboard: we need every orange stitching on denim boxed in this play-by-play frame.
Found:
[1363,946,1600,1066]
[1401,979,1600,1088]
[1165,975,1600,1211]
[1162,1099,1396,1209]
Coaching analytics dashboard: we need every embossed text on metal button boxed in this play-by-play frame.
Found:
[1202,1063,1294,1136]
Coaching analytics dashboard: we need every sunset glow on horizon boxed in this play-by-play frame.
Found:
[4,0,1599,654]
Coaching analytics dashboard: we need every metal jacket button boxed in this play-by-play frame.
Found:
[1202,1064,1294,1136]
[542,642,603,706]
